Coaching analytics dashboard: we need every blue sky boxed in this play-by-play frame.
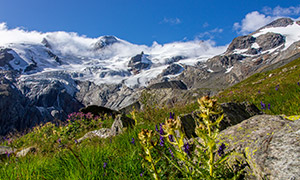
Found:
[0,0,300,46]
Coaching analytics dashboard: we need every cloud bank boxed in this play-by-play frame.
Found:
[0,22,227,62]
[234,5,300,34]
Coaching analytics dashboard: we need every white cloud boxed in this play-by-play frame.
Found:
[197,28,223,39]
[0,21,227,63]
[161,17,181,25]
[234,11,275,34]
[234,6,300,35]
[263,5,300,16]
[0,22,7,30]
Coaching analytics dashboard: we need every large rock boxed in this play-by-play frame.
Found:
[77,128,112,142]
[218,115,300,180]
[110,114,135,136]
[78,114,135,142]
[179,102,261,138]
[16,146,36,157]
[0,146,14,160]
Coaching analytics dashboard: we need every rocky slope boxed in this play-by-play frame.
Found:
[1,18,300,135]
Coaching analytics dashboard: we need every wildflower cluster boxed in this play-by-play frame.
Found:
[138,96,241,179]
[64,112,103,139]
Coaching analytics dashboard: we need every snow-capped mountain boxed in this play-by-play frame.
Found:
[1,17,300,136]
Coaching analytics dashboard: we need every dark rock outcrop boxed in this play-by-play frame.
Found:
[0,75,34,135]
[46,50,61,64]
[161,64,184,76]
[148,80,187,90]
[0,48,14,67]
[80,105,120,117]
[178,102,261,138]
[128,52,152,72]
[41,38,52,49]
[226,36,256,53]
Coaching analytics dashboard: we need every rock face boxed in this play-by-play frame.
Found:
[0,70,84,136]
[218,115,300,180]
[0,49,14,67]
[226,36,256,53]
[0,73,43,135]
[255,33,285,51]
[76,81,140,110]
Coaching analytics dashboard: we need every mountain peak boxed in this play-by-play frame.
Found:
[260,18,294,30]
[92,35,119,50]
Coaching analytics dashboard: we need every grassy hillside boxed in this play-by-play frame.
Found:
[216,57,300,115]
[1,57,300,179]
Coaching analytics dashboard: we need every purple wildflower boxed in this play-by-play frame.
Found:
[103,162,107,169]
[168,135,174,142]
[159,135,164,146]
[261,101,266,110]
[258,90,261,94]
[159,123,164,135]
[183,143,191,155]
[218,143,226,157]
[298,82,300,86]
[57,138,61,144]
[268,103,271,110]
[140,172,144,177]
[275,84,279,91]
[131,138,135,145]
[169,148,174,158]
[74,139,78,144]
[5,151,10,158]
[169,112,175,119]
[85,112,93,119]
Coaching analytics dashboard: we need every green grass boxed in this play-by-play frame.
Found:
[216,57,300,115]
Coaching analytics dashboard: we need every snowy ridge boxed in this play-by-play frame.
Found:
[0,22,226,88]
[253,21,300,50]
